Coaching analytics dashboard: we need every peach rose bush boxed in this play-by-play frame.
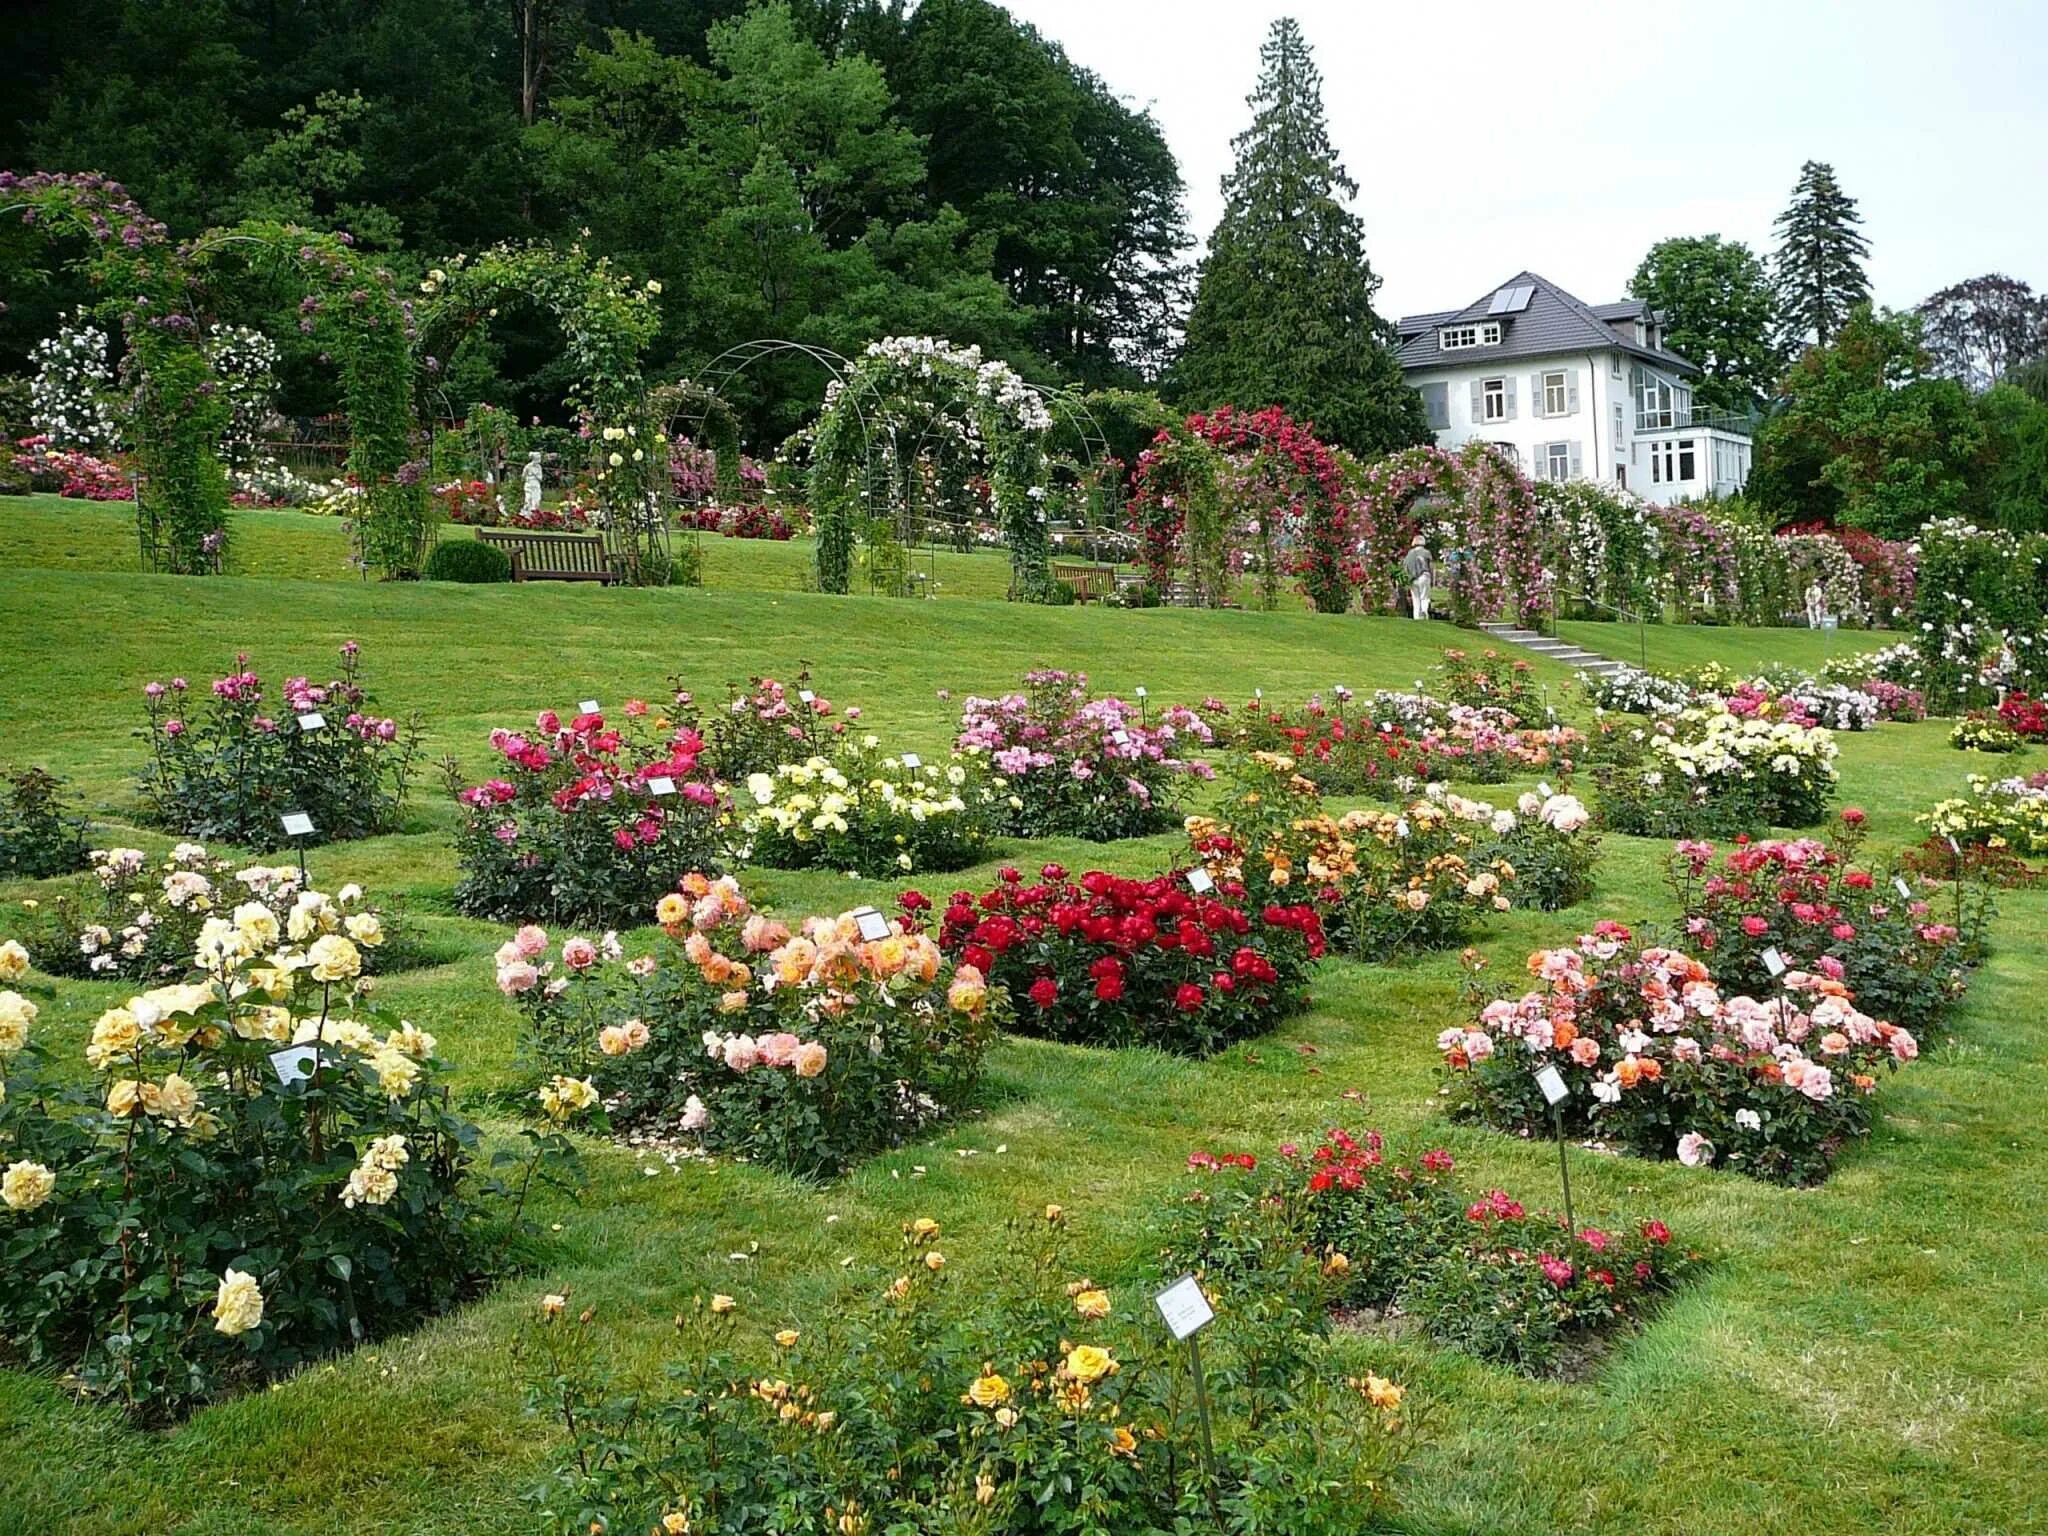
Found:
[452,702,727,925]
[522,1204,1419,1536]
[500,874,1001,1177]
[0,907,558,1416]
[1441,924,1921,1185]
[926,863,1324,1056]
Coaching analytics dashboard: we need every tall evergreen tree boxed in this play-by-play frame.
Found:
[1172,17,1426,456]
[1772,159,1871,353]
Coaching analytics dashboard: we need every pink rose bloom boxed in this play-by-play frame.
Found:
[561,937,598,970]
[1671,1036,1702,1063]
[742,914,791,953]
[792,1040,827,1078]
[628,955,659,978]
[1676,1132,1714,1168]
[496,961,539,996]
[1570,1036,1601,1066]
[722,1034,760,1072]
[1890,1029,1919,1062]
[758,1032,801,1068]
[515,925,549,959]
[680,1094,708,1131]
[1740,915,1768,937]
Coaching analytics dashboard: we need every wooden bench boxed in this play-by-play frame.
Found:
[475,529,619,584]
[1053,560,1118,604]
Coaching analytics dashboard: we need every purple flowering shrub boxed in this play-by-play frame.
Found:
[953,669,1214,840]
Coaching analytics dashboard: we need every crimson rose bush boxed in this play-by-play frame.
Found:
[1442,925,1921,1185]
[926,864,1323,1056]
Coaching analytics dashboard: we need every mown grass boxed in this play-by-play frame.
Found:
[1,518,2044,1536]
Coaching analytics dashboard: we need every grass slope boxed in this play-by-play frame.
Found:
[0,532,2043,1535]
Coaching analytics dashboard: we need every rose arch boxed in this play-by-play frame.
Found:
[1350,442,1544,622]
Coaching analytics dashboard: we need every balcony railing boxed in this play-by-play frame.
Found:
[1634,405,1757,437]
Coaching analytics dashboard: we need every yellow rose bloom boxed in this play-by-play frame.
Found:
[106,1079,145,1117]
[907,1216,940,1243]
[0,939,30,982]
[306,934,362,982]
[710,1293,737,1314]
[152,1072,200,1125]
[656,893,689,926]
[1064,1345,1115,1384]
[344,913,383,947]
[1,1159,55,1211]
[924,1251,946,1272]
[212,1267,265,1335]
[86,1007,142,1070]
[774,1329,800,1348]
[0,990,37,1056]
[1363,1373,1403,1411]
[965,1372,1012,1408]
[1072,1289,1110,1320]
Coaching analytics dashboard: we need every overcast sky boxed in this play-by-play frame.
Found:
[1003,0,2047,320]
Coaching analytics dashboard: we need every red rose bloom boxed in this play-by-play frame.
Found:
[1028,977,1059,1009]
[1173,982,1205,1012]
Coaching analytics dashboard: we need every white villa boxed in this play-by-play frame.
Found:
[1396,271,1752,504]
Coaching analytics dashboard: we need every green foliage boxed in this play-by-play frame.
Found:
[1752,305,1985,536]
[0,766,90,878]
[1772,159,1872,351]
[1629,234,1783,412]
[1974,382,2048,533]
[1174,18,1429,457]
[423,538,512,583]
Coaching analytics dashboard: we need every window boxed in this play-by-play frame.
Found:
[1419,381,1449,430]
[1648,439,1695,484]
[1677,439,1696,481]
[1543,370,1568,416]
[1492,442,1519,467]
[1482,378,1506,422]
[1439,321,1501,350]
[1545,442,1571,482]
[1613,402,1624,446]
[1611,354,1623,378]
[1637,373,1677,430]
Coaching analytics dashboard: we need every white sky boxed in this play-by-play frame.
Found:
[1003,0,2048,319]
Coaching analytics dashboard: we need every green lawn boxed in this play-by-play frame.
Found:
[2,516,2045,1536]
[1557,618,1878,676]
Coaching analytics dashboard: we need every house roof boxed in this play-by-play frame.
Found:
[1396,272,1697,375]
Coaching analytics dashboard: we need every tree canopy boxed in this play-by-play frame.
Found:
[1772,159,1871,353]
[1629,235,1782,414]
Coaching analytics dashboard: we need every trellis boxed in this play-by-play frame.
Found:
[1349,442,1545,622]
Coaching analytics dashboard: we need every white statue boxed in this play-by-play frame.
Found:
[1400,535,1434,620]
[521,451,544,517]
[1804,581,1826,629]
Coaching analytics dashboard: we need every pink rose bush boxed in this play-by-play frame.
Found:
[452,704,726,926]
[954,669,1214,840]
[10,434,132,499]
[500,873,1003,1176]
[1443,923,1920,1185]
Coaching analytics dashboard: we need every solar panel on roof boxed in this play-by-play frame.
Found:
[1487,288,1514,315]
[1504,285,1535,313]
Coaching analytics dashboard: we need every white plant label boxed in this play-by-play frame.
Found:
[268,1045,319,1087]
[901,753,922,770]
[1537,782,1554,799]
[1186,868,1215,895]
[281,813,315,838]
[1534,1063,1570,1106]
[1947,836,1962,856]
[578,699,601,716]
[1134,685,1147,699]
[852,907,892,942]
[647,777,676,797]
[1894,876,1913,901]
[798,690,816,705]
[1154,1274,1214,1341]
[296,712,326,732]
[1762,947,1788,978]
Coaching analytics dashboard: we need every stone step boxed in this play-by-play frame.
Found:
[1475,619,1631,680]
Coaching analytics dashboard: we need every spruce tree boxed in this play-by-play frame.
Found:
[1772,160,1871,352]
[1173,17,1428,455]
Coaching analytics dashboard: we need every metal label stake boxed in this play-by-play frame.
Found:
[1534,1063,1574,1233]
[1154,1275,1220,1518]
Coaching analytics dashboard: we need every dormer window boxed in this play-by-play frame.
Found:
[1440,321,1502,351]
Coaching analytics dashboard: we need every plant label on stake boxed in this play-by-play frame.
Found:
[268,1045,319,1088]
[296,711,326,732]
[1761,947,1788,979]
[1154,1275,1220,1512]
[1134,686,1147,700]
[901,753,922,770]
[281,812,315,877]
[851,907,892,942]
[1533,1064,1575,1232]
[798,689,816,706]
[647,777,676,797]
[1186,868,1215,895]
[1537,782,1554,799]
[578,699,601,717]
[1894,876,1914,902]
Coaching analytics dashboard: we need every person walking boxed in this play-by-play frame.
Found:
[1401,534,1435,620]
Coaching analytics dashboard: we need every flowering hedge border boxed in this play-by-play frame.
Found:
[1350,442,1544,623]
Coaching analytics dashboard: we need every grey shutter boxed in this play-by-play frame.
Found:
[1469,381,1484,423]
[1567,370,1581,414]
[1569,441,1584,479]
[1504,377,1518,421]
[1531,372,1547,418]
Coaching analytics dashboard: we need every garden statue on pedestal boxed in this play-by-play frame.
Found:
[522,451,544,517]
[1402,535,1435,620]
[1805,581,1827,628]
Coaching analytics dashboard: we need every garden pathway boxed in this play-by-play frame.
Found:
[1476,620,1630,677]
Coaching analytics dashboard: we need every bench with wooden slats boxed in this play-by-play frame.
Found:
[1052,561,1118,603]
[474,528,619,584]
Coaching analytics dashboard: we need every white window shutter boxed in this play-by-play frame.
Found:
[1505,377,1518,420]
[1470,381,1484,422]
[1569,441,1584,478]
[1531,372,1546,417]
[1567,371,1580,413]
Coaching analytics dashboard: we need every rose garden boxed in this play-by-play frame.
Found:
[5,19,2048,1536]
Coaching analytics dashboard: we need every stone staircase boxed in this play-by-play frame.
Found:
[1476,621,1630,678]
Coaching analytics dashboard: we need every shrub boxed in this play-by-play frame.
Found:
[1216,689,1582,794]
[954,670,1214,841]
[1997,692,2048,741]
[10,434,132,499]
[136,643,420,846]
[929,864,1324,1056]
[738,739,998,876]
[451,703,726,925]
[15,844,414,982]
[0,766,91,878]
[1331,792,1519,962]
[1591,705,1838,836]
[1668,819,1988,1035]
[501,876,1000,1177]
[423,538,513,583]
[1432,646,1540,714]
[1950,714,2025,753]
[1577,664,1694,716]
[1162,1130,1702,1375]
[1441,927,1919,1185]
[683,670,851,780]
[0,913,566,1416]
[1490,790,1601,911]
[1920,771,2048,856]
[523,1206,1417,1536]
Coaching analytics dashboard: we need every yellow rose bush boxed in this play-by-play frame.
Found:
[503,872,1003,1177]
[521,1206,1417,1535]
[0,906,533,1415]
[739,737,1000,877]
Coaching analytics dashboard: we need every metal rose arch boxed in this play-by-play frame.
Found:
[1349,442,1545,623]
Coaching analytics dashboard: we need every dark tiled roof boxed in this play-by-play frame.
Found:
[1397,271,1697,374]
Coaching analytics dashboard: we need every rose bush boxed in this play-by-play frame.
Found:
[0,765,91,878]
[739,740,998,877]
[1591,704,1838,836]
[1921,772,2048,857]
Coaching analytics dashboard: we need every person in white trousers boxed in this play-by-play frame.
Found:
[1401,535,1434,620]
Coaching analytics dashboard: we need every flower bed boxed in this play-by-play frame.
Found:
[136,643,420,846]
[1669,818,1986,1035]
[1920,772,2048,857]
[1442,927,1919,1184]
[1220,690,1582,793]
[1162,1130,1702,1375]
[954,670,1213,840]
[1591,704,1838,836]
[526,1202,1418,1534]
[15,843,413,981]
[929,864,1323,1056]
[1433,646,1541,714]
[1950,714,2025,753]
[0,914,550,1416]
[452,704,726,925]
[10,434,131,499]
[687,671,853,780]
[740,740,998,876]
[502,876,999,1177]
[1578,664,1694,716]
[1998,692,2048,741]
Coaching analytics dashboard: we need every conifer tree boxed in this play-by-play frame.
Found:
[1772,160,1871,352]
[1174,17,1427,455]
